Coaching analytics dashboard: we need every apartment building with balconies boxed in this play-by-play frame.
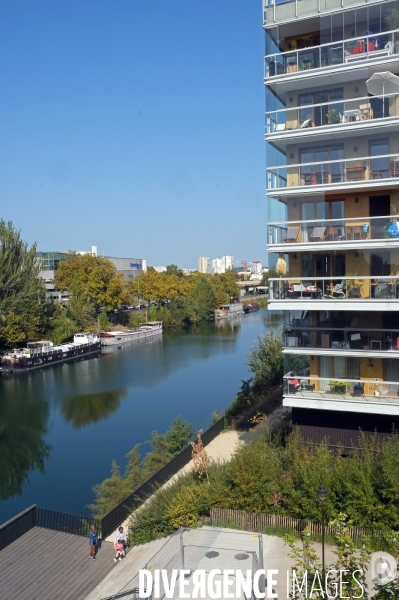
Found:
[265,0,399,447]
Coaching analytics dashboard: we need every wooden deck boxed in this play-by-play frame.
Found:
[0,527,116,600]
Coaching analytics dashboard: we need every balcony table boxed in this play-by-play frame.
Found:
[346,166,366,181]
[343,109,361,122]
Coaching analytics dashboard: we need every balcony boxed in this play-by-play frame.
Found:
[283,326,399,357]
[267,153,399,194]
[283,375,399,415]
[268,275,399,310]
[268,215,399,252]
[263,0,371,26]
[265,30,399,82]
[266,93,399,149]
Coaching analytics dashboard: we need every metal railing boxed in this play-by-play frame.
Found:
[0,505,36,551]
[268,214,399,246]
[101,417,225,539]
[266,92,399,134]
[36,507,101,537]
[267,153,399,190]
[283,374,399,399]
[0,505,101,551]
[265,29,397,76]
[269,275,399,301]
[283,327,399,352]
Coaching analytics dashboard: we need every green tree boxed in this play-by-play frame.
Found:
[165,415,194,455]
[246,329,283,395]
[166,264,183,277]
[98,310,109,331]
[0,220,47,347]
[147,305,157,321]
[55,254,127,328]
[184,276,215,323]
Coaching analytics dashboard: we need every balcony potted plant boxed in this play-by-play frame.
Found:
[384,8,399,54]
[326,109,340,124]
[345,273,363,298]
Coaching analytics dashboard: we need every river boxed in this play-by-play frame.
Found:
[0,309,281,523]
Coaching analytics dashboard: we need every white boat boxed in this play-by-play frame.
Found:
[214,303,244,319]
[99,321,163,346]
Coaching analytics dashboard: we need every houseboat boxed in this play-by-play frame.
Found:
[1,333,101,372]
[243,302,260,314]
[214,303,244,319]
[99,321,163,346]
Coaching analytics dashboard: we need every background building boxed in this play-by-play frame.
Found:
[265,0,399,448]
[198,256,210,273]
[222,255,234,271]
[212,258,225,274]
[107,257,147,281]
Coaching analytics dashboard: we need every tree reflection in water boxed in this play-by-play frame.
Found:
[0,395,50,500]
[60,389,127,429]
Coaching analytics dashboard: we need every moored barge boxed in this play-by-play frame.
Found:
[99,321,163,346]
[214,303,244,319]
[243,302,260,313]
[1,333,100,372]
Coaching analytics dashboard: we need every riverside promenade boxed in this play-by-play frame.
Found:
[105,428,252,541]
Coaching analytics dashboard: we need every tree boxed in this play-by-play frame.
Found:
[165,415,194,455]
[0,220,47,347]
[166,264,184,277]
[55,254,127,327]
[98,310,110,331]
[246,329,284,395]
[184,276,215,323]
[191,431,211,482]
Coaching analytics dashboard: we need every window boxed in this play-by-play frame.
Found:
[300,144,344,186]
[298,88,343,128]
[370,139,389,179]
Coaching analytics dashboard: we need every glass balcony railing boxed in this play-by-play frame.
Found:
[266,93,399,134]
[267,153,399,190]
[283,327,399,352]
[283,375,399,401]
[263,0,370,26]
[269,276,399,301]
[268,215,399,246]
[265,30,398,78]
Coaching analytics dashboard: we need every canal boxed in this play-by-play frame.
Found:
[0,309,281,523]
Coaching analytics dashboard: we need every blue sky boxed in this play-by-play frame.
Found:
[0,1,266,268]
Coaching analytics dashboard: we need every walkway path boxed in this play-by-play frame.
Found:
[105,429,253,542]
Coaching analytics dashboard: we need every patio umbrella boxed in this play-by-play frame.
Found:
[366,72,399,117]
[276,253,287,297]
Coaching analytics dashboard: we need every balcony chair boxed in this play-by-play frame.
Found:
[374,378,388,396]
[389,161,399,178]
[309,226,326,242]
[284,227,300,243]
[327,281,346,297]
[353,382,365,397]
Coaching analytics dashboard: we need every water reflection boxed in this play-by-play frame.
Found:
[214,315,242,332]
[0,391,50,499]
[60,389,127,429]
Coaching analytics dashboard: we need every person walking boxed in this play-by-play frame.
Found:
[89,524,98,560]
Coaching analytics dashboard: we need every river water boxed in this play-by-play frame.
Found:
[0,309,281,523]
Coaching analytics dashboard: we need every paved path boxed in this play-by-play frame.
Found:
[105,429,252,542]
[89,526,372,600]
[0,527,115,600]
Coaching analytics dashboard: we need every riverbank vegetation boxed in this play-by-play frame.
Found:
[89,415,195,518]
[127,426,399,543]
[227,329,284,422]
[0,220,48,347]
[0,219,242,348]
